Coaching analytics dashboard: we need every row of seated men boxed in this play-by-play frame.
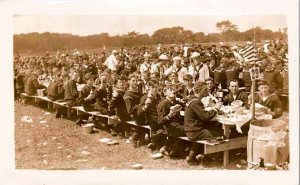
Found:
[18,67,283,164]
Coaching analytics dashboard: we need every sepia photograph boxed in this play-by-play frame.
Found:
[0,0,299,184]
[13,14,290,170]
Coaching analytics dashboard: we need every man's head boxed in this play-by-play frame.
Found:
[258,79,271,95]
[128,74,138,89]
[165,88,175,101]
[183,74,193,86]
[173,56,181,67]
[190,52,201,65]
[143,70,150,81]
[85,73,94,87]
[193,81,208,98]
[205,77,214,92]
[169,72,177,82]
[114,77,125,90]
[70,71,80,83]
[229,80,239,94]
[148,79,158,95]
[269,56,278,66]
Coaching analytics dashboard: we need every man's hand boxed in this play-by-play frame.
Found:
[167,110,177,118]
[215,101,223,110]
[145,97,152,104]
[112,90,118,98]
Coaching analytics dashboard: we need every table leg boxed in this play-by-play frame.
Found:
[223,125,230,168]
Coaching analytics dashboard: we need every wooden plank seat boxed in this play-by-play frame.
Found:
[178,136,248,155]
[72,106,109,118]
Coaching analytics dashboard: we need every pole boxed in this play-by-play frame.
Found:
[251,79,255,120]
[251,26,256,121]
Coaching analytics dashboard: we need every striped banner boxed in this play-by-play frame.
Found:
[239,44,256,63]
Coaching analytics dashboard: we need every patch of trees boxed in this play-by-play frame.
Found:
[14,20,287,53]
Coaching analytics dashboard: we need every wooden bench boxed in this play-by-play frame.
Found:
[179,136,248,155]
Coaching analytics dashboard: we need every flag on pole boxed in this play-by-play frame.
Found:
[239,43,256,63]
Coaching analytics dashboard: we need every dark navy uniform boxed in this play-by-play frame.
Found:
[124,89,143,146]
[64,79,79,107]
[25,73,45,96]
[223,90,248,106]
[254,93,282,119]
[213,66,227,89]
[263,66,283,92]
[184,95,222,159]
[158,98,185,157]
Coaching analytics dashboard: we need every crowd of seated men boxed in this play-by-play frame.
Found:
[14,40,287,164]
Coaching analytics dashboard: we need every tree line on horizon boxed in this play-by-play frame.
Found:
[14,20,287,54]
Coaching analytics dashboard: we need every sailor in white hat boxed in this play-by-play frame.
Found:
[183,44,189,57]
[150,54,169,78]
[231,45,244,65]
[164,56,188,83]
[104,50,119,71]
[140,52,154,80]
[188,52,210,83]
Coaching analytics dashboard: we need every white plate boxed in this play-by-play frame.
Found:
[151,153,163,159]
[130,163,143,169]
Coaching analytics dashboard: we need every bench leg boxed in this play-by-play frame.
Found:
[47,102,52,110]
[67,108,72,118]
[223,125,230,168]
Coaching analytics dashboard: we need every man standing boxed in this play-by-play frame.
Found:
[105,50,119,71]
[188,52,210,83]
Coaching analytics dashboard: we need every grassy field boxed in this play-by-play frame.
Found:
[15,101,249,170]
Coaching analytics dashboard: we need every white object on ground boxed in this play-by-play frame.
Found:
[81,150,91,156]
[151,153,163,159]
[99,138,112,143]
[21,116,33,123]
[125,139,131,144]
[75,159,89,163]
[44,112,51,115]
[39,120,47,124]
[130,163,143,170]
[107,140,119,146]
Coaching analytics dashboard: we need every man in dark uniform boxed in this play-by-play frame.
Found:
[94,73,111,115]
[213,57,227,89]
[137,79,164,153]
[223,80,248,106]
[158,89,185,157]
[263,57,283,93]
[184,81,223,164]
[108,76,130,136]
[225,53,242,87]
[47,70,67,118]
[241,62,253,92]
[251,80,283,119]
[64,71,80,107]
[74,73,96,125]
[123,74,143,147]
[25,68,45,96]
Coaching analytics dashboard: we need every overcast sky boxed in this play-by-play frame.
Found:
[14,15,286,36]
